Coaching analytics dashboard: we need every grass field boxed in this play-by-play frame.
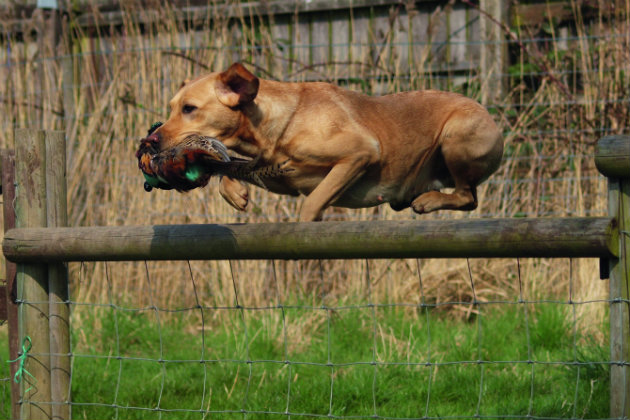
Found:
[1,299,609,419]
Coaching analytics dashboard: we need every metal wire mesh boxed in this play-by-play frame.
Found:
[40,256,611,419]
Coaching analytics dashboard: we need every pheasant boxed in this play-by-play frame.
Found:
[136,122,292,192]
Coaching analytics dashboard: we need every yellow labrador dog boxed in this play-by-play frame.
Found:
[147,63,503,221]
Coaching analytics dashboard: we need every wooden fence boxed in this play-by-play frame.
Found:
[0,130,628,419]
[0,0,611,108]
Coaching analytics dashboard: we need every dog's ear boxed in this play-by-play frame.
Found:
[215,63,259,108]
[179,78,191,89]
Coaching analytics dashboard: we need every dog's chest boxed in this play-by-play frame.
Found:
[332,181,399,208]
[259,158,394,207]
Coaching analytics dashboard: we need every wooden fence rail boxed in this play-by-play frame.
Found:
[1,130,629,419]
[1,217,619,263]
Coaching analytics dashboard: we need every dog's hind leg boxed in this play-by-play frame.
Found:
[411,113,503,215]
[411,183,478,214]
[411,146,484,213]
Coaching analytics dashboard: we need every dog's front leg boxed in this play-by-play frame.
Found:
[219,176,249,211]
[299,147,378,222]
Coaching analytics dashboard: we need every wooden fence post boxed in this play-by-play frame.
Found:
[14,129,51,419]
[595,135,630,417]
[13,129,70,420]
[45,131,69,420]
[60,9,76,144]
[2,149,20,420]
[479,0,507,105]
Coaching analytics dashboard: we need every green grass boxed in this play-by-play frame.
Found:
[1,302,609,419]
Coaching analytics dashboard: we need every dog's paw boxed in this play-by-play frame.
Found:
[411,190,477,214]
[219,176,249,211]
[411,191,447,214]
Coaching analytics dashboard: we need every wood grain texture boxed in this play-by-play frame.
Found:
[2,149,20,420]
[603,138,630,417]
[15,129,52,420]
[45,131,70,420]
[3,217,618,263]
[595,135,630,179]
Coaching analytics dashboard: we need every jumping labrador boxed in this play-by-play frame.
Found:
[145,63,503,221]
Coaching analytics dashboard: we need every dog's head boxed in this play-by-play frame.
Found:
[146,63,259,152]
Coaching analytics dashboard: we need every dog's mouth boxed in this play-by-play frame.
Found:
[136,124,231,192]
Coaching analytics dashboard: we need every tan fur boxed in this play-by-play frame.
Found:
[150,63,503,221]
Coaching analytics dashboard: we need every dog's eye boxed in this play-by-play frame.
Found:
[182,104,197,114]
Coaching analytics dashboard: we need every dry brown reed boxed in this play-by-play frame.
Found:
[1,0,628,342]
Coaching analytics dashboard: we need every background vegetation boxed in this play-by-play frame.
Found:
[0,0,628,417]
